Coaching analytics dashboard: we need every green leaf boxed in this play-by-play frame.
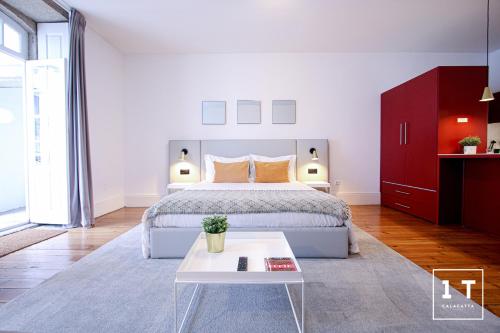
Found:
[458,136,481,146]
[201,215,229,234]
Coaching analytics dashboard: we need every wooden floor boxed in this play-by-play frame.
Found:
[352,205,500,316]
[0,206,499,317]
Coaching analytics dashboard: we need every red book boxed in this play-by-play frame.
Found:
[264,257,297,272]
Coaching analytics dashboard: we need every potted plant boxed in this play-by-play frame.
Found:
[459,136,481,154]
[202,215,229,253]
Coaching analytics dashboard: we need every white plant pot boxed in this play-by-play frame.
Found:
[463,146,477,155]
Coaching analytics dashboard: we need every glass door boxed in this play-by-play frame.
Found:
[0,51,28,231]
[25,59,69,225]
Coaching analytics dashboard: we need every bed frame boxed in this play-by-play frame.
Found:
[148,139,349,259]
[150,227,348,258]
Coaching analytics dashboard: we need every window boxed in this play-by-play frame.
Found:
[4,23,21,53]
[0,11,28,59]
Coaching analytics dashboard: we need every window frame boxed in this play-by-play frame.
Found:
[0,10,28,59]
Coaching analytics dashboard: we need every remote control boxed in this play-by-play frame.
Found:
[237,257,248,271]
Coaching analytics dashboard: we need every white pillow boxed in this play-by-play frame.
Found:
[249,154,296,182]
[204,154,250,182]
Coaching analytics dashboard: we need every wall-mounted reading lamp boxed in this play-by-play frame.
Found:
[179,148,188,161]
[309,148,319,161]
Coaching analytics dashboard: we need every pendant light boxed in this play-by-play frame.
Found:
[480,0,495,102]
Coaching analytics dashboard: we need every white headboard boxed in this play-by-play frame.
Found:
[168,139,328,183]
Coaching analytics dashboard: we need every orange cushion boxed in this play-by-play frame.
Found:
[213,161,249,183]
[254,161,290,183]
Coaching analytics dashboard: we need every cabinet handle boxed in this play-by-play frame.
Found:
[395,190,410,195]
[394,202,411,209]
[404,122,408,145]
[399,123,403,145]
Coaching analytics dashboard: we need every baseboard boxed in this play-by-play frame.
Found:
[335,192,381,205]
[94,195,125,217]
[124,194,162,207]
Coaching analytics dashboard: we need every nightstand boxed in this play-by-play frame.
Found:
[302,181,331,193]
[167,183,194,194]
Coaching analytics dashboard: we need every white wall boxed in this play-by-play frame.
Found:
[0,88,25,212]
[85,28,125,216]
[123,52,483,205]
[489,49,500,92]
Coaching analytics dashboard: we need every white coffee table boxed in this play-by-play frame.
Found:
[174,231,304,333]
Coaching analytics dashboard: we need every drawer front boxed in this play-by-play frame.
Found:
[382,193,437,223]
[381,181,436,203]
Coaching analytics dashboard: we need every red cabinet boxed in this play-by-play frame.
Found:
[404,70,438,190]
[380,66,488,223]
[381,88,406,185]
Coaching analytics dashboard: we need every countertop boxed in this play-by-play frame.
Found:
[438,153,500,159]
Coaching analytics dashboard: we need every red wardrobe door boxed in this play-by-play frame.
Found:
[381,88,406,185]
[405,69,438,190]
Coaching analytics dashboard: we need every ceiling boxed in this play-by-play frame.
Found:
[65,0,500,54]
[3,0,67,22]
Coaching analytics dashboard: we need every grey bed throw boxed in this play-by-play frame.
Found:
[145,190,352,220]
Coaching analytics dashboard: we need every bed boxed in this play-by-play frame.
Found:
[141,139,359,259]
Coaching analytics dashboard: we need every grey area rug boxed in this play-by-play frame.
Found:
[0,225,498,333]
